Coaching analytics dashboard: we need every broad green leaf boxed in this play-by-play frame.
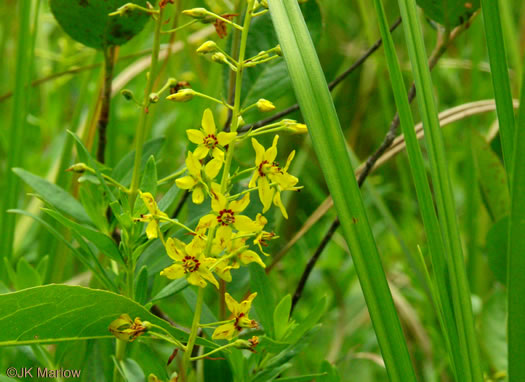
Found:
[15,258,41,290]
[13,168,92,226]
[112,138,165,186]
[0,285,216,348]
[276,373,328,382]
[150,279,188,303]
[134,266,149,305]
[249,263,275,338]
[50,0,152,49]
[119,358,145,382]
[36,255,49,282]
[285,297,326,344]
[273,294,292,340]
[43,208,124,265]
[471,130,510,221]
[318,361,340,382]
[479,288,507,372]
[486,217,508,285]
[416,0,479,27]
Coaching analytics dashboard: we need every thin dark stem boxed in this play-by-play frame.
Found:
[238,17,402,133]
[289,23,468,312]
[97,46,116,163]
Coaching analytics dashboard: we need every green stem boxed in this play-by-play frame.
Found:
[129,7,164,211]
[182,286,205,372]
[112,339,127,382]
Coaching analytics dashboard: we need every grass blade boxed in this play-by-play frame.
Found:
[480,0,516,171]
[371,0,467,378]
[0,0,34,279]
[394,0,483,379]
[268,2,417,380]
[507,54,525,382]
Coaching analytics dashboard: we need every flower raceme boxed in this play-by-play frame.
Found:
[212,293,258,340]
[249,135,300,218]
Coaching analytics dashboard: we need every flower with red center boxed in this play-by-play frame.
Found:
[197,183,259,239]
[160,237,219,288]
[186,108,237,160]
[249,136,300,218]
[212,293,258,340]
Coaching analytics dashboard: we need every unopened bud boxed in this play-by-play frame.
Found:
[108,314,149,342]
[237,115,245,127]
[121,89,134,101]
[66,163,89,173]
[274,45,282,56]
[282,119,308,134]
[148,374,162,382]
[149,93,160,103]
[233,336,259,352]
[256,99,275,112]
[196,41,218,54]
[166,89,195,102]
[211,52,227,64]
[182,7,209,19]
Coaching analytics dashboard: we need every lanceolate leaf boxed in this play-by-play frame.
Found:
[416,0,479,27]
[0,285,215,348]
[268,2,416,380]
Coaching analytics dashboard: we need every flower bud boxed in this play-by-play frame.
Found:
[149,93,160,103]
[233,336,259,352]
[196,41,218,54]
[260,0,268,8]
[256,99,276,112]
[182,7,209,19]
[211,52,228,64]
[274,44,282,56]
[237,115,245,127]
[108,314,149,342]
[66,163,89,173]
[148,374,162,382]
[166,89,195,102]
[283,119,308,134]
[121,89,134,101]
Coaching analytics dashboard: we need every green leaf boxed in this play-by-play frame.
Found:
[0,285,216,348]
[318,361,340,382]
[139,155,158,196]
[486,217,508,284]
[119,358,145,382]
[13,168,92,226]
[50,0,153,49]
[285,297,326,344]
[480,288,507,372]
[415,0,479,27]
[471,130,510,221]
[269,2,417,380]
[15,258,42,290]
[249,263,275,338]
[150,279,188,303]
[276,373,328,382]
[273,294,291,340]
[43,208,124,265]
[112,138,165,186]
[134,266,149,306]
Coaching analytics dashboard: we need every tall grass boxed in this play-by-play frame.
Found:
[269,1,417,381]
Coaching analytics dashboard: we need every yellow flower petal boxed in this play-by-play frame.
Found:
[192,185,205,204]
[239,292,257,314]
[140,192,158,216]
[186,151,202,175]
[230,193,250,213]
[258,177,274,212]
[205,157,223,179]
[234,215,259,233]
[165,237,185,261]
[187,129,204,144]
[197,214,217,231]
[273,191,288,219]
[249,171,259,189]
[202,108,216,135]
[187,272,207,288]
[225,293,241,316]
[217,131,237,146]
[217,224,233,241]
[239,250,266,268]
[197,267,219,288]
[160,264,185,280]
[251,138,265,165]
[265,135,279,163]
[284,150,296,171]
[211,147,225,161]
[175,175,197,190]
[146,220,158,239]
[212,323,237,340]
[211,183,228,212]
[193,145,209,160]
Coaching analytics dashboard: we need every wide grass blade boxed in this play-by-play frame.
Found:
[480,0,516,172]
[394,0,483,380]
[370,0,466,378]
[268,2,417,380]
[507,55,525,382]
[0,0,34,279]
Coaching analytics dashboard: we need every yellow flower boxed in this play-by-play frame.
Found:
[256,98,276,112]
[186,108,236,160]
[176,151,222,204]
[109,314,150,342]
[249,136,299,218]
[160,237,219,288]
[135,192,168,239]
[252,214,277,256]
[197,183,259,238]
[212,293,258,340]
